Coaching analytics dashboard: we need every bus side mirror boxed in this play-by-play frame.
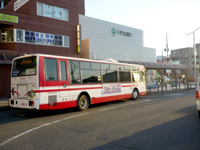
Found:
[98,76,101,81]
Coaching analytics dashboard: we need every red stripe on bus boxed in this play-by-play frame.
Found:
[35,87,102,93]
[39,101,77,110]
[39,91,145,110]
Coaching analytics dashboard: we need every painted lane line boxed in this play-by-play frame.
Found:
[0,97,163,147]
[98,101,145,111]
[154,95,184,101]
[0,113,89,147]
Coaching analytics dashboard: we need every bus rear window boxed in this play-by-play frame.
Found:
[12,56,37,77]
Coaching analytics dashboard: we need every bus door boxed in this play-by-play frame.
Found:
[58,60,69,99]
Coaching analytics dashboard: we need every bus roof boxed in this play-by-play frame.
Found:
[14,54,144,67]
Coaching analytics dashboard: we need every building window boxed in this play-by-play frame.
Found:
[1,0,4,10]
[37,2,69,21]
[45,34,54,46]
[25,31,35,43]
[54,35,63,46]
[1,0,12,10]
[35,32,44,45]
[53,6,62,19]
[44,4,53,17]
[63,9,69,21]
[1,29,14,42]
[1,29,69,48]
[64,36,70,47]
[16,29,24,42]
[37,2,43,15]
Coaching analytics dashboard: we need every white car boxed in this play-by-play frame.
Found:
[196,76,200,118]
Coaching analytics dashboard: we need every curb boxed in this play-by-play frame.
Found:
[147,87,195,95]
[0,99,10,111]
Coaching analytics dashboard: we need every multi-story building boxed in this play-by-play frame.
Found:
[0,0,85,97]
[0,0,156,97]
[79,15,156,62]
[170,44,200,76]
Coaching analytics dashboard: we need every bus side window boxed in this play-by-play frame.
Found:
[60,61,67,81]
[44,58,58,81]
[81,62,101,84]
[140,71,145,82]
[102,64,118,83]
[69,60,81,84]
[131,66,139,83]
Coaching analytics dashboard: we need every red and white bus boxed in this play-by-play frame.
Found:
[9,54,146,110]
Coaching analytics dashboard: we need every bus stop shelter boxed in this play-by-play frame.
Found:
[119,60,190,92]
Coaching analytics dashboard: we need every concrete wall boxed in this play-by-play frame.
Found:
[79,15,156,62]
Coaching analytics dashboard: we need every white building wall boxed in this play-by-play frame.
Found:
[79,15,156,62]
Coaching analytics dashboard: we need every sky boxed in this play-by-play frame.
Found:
[85,0,200,56]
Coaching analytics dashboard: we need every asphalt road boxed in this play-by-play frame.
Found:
[0,89,199,150]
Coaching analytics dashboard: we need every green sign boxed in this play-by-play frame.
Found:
[111,27,132,37]
[111,28,117,35]
[0,13,18,23]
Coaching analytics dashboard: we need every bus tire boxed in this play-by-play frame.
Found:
[132,89,139,100]
[78,95,89,111]
[198,111,200,118]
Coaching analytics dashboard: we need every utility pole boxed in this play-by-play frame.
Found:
[165,33,169,63]
[186,27,200,86]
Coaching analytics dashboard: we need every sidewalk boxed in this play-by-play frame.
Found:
[147,82,195,93]
[0,97,9,110]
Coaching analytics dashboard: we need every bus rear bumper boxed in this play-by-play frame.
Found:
[9,98,39,110]
[196,100,200,111]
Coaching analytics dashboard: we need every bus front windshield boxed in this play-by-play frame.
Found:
[12,56,37,77]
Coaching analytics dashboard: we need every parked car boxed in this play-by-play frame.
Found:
[196,76,200,118]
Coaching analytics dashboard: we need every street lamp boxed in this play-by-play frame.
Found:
[187,27,200,86]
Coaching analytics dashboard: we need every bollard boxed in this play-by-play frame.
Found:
[179,82,180,89]
[157,84,159,92]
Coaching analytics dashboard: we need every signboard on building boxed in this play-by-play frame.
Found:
[0,13,18,23]
[111,28,132,38]
[14,0,29,12]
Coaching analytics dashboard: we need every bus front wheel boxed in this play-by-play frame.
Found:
[198,111,200,118]
[78,95,89,111]
[132,89,139,100]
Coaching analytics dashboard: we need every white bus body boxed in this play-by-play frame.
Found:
[9,54,147,110]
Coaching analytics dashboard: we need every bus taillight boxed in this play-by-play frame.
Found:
[196,91,199,100]
[29,101,34,106]
[10,100,14,105]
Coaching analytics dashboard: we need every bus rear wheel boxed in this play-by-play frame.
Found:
[132,89,139,100]
[78,95,89,111]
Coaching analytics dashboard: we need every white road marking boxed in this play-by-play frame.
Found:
[0,113,89,147]
[97,101,144,111]
[0,94,184,147]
